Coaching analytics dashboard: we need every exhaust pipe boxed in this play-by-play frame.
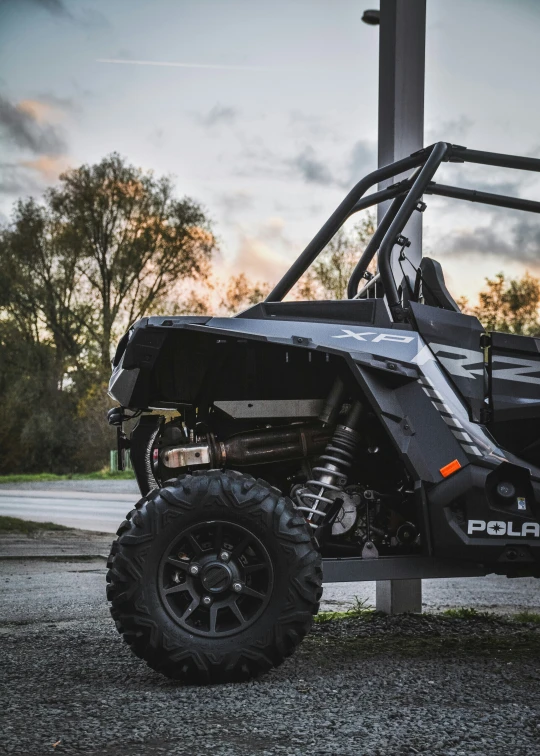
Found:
[161,423,332,470]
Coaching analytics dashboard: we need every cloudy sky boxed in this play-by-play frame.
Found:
[1,0,540,301]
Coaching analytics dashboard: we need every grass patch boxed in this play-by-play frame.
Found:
[0,469,135,484]
[312,603,540,662]
[311,610,540,661]
[309,631,540,660]
[0,516,71,535]
[316,604,498,625]
[441,607,493,620]
[315,597,374,624]
[513,610,540,624]
[315,604,540,629]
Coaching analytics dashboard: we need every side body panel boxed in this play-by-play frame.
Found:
[490,331,540,422]
[110,310,503,484]
[409,302,487,422]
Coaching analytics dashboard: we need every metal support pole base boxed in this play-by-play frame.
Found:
[376,579,422,614]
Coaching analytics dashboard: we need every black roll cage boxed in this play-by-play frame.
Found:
[265,142,540,322]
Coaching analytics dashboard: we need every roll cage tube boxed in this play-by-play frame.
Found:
[377,141,449,320]
[265,142,540,321]
[264,149,431,302]
[347,191,408,299]
[425,183,540,214]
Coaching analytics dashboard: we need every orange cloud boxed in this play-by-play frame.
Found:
[21,155,70,181]
[18,99,61,124]
[215,216,295,284]
[233,234,290,283]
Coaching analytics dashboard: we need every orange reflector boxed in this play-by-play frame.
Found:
[440,459,462,478]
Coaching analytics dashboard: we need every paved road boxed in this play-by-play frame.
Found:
[0,487,136,532]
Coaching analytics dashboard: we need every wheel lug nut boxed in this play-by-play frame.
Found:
[233,582,242,593]
[202,595,212,606]
[189,564,200,576]
[220,551,230,562]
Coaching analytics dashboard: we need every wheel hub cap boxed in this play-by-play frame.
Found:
[201,562,232,593]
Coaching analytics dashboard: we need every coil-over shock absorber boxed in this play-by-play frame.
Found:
[295,400,363,528]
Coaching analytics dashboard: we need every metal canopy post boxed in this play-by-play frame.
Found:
[375,0,426,614]
[378,0,426,288]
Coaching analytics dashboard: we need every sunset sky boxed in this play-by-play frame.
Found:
[1,0,540,302]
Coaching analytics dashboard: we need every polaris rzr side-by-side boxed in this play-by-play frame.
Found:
[106,142,540,683]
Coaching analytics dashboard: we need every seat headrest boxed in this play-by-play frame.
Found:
[418,257,460,312]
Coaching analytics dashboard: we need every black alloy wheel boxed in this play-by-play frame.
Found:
[158,520,274,638]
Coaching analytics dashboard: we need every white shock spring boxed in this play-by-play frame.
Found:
[295,424,360,528]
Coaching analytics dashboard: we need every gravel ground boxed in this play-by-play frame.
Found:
[1,553,540,755]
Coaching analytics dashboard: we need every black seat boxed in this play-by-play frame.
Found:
[417,257,460,312]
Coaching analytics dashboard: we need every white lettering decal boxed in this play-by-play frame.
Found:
[492,356,540,385]
[372,334,415,344]
[468,520,540,537]
[468,520,486,535]
[487,521,507,535]
[429,343,484,379]
[332,330,377,341]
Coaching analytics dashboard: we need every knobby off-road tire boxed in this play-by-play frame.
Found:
[106,470,322,684]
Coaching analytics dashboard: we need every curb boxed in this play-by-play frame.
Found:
[0,554,108,562]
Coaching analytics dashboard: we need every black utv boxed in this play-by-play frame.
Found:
[106,142,540,684]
